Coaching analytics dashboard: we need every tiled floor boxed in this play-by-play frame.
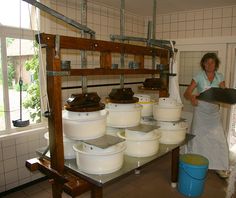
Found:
[1,153,233,198]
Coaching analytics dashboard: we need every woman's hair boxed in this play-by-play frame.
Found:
[200,52,220,71]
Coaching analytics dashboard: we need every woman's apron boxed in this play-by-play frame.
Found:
[188,100,229,170]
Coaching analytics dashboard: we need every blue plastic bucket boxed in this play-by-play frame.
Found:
[178,154,209,197]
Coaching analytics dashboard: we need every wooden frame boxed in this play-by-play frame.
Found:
[28,33,170,198]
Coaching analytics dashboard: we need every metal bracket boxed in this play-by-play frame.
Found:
[110,34,177,52]
[47,71,70,76]
[39,145,49,160]
[55,35,60,58]
[168,73,177,76]
[43,110,51,118]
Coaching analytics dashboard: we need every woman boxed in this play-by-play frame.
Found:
[184,52,229,178]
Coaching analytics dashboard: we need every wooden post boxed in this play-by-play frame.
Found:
[160,54,170,91]
[100,52,112,69]
[171,146,180,186]
[159,89,169,97]
[134,55,144,69]
[46,47,64,198]
[91,186,103,198]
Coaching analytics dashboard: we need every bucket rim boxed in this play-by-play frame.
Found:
[180,153,209,166]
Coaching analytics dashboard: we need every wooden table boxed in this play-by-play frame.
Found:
[36,134,193,198]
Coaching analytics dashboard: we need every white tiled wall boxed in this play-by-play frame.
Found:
[0,129,47,193]
[40,1,236,104]
[40,0,152,103]
[148,5,236,39]
[45,0,146,40]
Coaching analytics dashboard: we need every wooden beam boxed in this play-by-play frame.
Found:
[46,47,64,198]
[171,147,180,184]
[36,33,169,57]
[25,158,39,172]
[46,47,64,172]
[160,54,169,92]
[69,68,159,76]
[26,158,66,184]
[91,186,103,198]
[26,158,92,197]
[64,172,92,197]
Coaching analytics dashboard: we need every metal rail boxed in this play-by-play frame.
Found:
[81,0,88,93]
[23,0,95,37]
[120,0,125,88]
[110,35,176,51]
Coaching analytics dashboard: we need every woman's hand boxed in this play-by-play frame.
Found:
[219,81,226,88]
[184,79,198,106]
[190,95,198,106]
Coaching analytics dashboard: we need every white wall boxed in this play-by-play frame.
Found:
[40,0,155,106]
[147,5,236,39]
[0,128,47,193]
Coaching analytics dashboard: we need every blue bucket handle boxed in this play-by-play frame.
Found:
[181,165,208,181]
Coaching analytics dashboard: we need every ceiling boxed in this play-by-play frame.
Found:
[95,0,236,16]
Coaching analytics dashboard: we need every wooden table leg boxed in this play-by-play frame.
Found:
[91,185,103,198]
[171,146,180,188]
[52,182,63,198]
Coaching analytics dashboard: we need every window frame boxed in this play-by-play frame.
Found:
[0,25,47,135]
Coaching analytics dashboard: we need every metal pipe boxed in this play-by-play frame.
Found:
[152,0,157,71]
[120,0,125,88]
[110,35,176,51]
[23,0,95,37]
[55,35,60,59]
[147,21,152,46]
[61,81,143,90]
[81,0,87,39]
[111,35,147,42]
[81,0,88,93]
[111,34,175,47]
[149,39,176,46]
[152,0,157,40]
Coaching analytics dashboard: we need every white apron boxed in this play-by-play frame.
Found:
[188,100,229,170]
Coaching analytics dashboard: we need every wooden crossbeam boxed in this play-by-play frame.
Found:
[36,33,169,57]
[26,158,91,197]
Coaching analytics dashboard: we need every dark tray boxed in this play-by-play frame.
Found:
[197,87,236,105]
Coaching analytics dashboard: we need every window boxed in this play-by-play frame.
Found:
[0,40,6,131]
[0,0,37,30]
[0,33,42,133]
[0,0,42,134]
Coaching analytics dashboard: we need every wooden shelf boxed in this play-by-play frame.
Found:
[68,68,160,76]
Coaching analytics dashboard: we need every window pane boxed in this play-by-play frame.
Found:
[7,38,41,127]
[0,0,37,30]
[0,40,6,131]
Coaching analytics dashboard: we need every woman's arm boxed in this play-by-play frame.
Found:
[184,79,198,106]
